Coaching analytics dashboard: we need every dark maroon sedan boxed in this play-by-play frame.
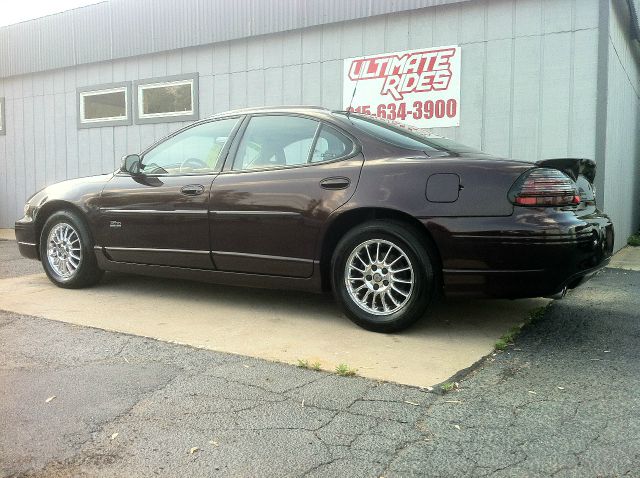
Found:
[15,106,613,332]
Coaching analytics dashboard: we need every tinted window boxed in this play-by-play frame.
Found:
[311,125,352,163]
[141,118,238,175]
[339,113,482,154]
[233,116,319,170]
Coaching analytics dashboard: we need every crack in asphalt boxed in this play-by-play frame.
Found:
[1,268,639,477]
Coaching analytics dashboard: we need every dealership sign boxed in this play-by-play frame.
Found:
[343,45,461,128]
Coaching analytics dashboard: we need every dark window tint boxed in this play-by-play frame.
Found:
[82,90,126,120]
[141,118,238,175]
[233,116,319,170]
[339,113,483,154]
[311,125,353,163]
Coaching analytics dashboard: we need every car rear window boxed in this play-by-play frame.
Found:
[337,113,483,155]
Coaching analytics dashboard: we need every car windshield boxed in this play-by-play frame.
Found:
[335,112,483,155]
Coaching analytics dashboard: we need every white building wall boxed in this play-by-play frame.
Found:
[0,0,603,229]
[603,0,640,249]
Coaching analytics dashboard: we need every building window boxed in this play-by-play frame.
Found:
[134,74,199,124]
[77,82,132,128]
[0,97,5,135]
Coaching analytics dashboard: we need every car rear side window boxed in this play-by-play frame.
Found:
[311,125,353,163]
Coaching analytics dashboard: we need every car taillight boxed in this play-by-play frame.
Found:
[509,168,580,207]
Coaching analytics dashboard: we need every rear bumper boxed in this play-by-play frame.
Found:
[424,206,614,299]
[15,217,39,260]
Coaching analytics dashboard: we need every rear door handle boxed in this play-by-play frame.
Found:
[181,184,205,196]
[320,177,351,190]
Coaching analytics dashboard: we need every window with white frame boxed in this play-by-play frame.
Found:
[77,82,131,128]
[135,74,199,124]
[0,97,5,135]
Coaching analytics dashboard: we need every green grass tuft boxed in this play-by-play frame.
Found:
[628,233,640,247]
[335,363,357,377]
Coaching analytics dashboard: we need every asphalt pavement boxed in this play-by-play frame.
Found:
[1,239,639,477]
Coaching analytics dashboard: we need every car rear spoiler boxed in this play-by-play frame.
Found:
[535,158,596,184]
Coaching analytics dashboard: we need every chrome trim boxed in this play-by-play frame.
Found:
[102,209,208,216]
[18,241,36,247]
[210,210,300,217]
[212,250,313,263]
[106,246,211,255]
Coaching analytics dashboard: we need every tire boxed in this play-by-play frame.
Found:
[39,210,104,289]
[331,220,436,333]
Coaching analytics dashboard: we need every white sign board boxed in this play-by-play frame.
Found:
[343,46,461,128]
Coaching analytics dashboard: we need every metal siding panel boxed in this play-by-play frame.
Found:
[487,0,513,41]
[574,0,599,30]
[385,12,411,52]
[282,64,302,104]
[73,3,111,65]
[229,71,248,109]
[302,27,322,63]
[247,69,265,106]
[321,60,341,110]
[101,128,114,174]
[458,1,486,44]
[212,43,231,75]
[38,12,75,72]
[33,95,47,192]
[282,31,302,66]
[511,36,542,161]
[301,62,321,105]
[229,40,248,73]
[111,0,154,59]
[264,67,284,105]
[44,94,57,187]
[362,15,386,55]
[263,34,284,69]
[322,23,343,62]
[569,29,598,159]
[12,99,25,221]
[63,92,77,179]
[247,37,264,71]
[213,74,231,112]
[4,99,16,224]
[182,48,198,74]
[514,0,542,37]
[483,39,512,157]
[199,75,214,117]
[433,4,460,46]
[539,32,571,158]
[196,45,214,76]
[457,42,484,150]
[341,20,364,58]
[542,0,573,34]
[113,126,127,167]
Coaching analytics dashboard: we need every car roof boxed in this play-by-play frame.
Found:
[208,105,333,118]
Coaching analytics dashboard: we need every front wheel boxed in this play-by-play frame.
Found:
[39,210,104,289]
[331,221,437,333]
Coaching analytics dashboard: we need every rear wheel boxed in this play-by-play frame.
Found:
[39,210,104,289]
[331,220,436,333]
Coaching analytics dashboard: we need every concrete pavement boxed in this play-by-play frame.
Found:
[0,238,545,388]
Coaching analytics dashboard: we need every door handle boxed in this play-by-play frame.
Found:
[181,184,205,196]
[320,177,351,190]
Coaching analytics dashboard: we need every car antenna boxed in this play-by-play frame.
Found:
[346,54,367,117]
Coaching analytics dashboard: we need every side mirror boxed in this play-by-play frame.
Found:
[121,154,142,175]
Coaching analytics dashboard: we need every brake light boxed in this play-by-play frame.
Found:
[510,168,580,207]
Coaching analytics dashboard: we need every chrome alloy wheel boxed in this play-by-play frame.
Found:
[344,239,414,316]
[47,223,82,279]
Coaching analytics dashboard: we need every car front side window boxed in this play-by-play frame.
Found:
[141,118,238,175]
[232,115,320,171]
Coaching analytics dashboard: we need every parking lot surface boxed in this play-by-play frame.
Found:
[0,239,545,387]
[1,266,639,477]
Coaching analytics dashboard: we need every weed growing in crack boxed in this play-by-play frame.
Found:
[335,363,357,377]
